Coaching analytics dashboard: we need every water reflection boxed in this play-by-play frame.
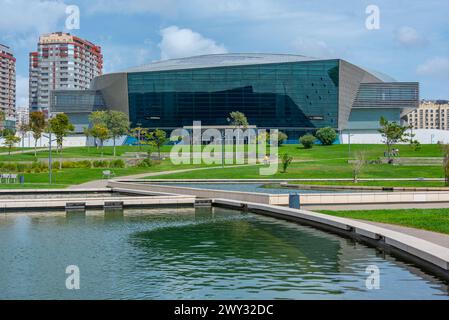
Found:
[0,207,448,299]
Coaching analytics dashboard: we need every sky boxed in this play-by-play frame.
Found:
[1,0,448,108]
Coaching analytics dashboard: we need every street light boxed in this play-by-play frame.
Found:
[42,131,57,185]
[221,118,231,168]
[347,128,354,159]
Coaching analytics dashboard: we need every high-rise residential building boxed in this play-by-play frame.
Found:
[0,44,16,120]
[29,32,103,116]
[406,100,449,130]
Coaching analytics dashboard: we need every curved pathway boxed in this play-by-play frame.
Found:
[69,163,263,189]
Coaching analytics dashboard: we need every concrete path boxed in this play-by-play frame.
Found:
[0,148,47,156]
[359,220,449,249]
[69,163,263,189]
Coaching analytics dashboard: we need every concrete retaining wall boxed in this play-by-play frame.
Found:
[109,180,449,206]
[0,194,195,210]
[299,191,449,205]
[108,180,289,205]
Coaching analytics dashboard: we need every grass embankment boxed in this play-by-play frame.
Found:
[145,144,444,180]
[0,144,444,188]
[289,180,446,188]
[319,209,449,235]
[146,160,444,180]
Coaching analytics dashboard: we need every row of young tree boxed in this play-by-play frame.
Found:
[84,111,168,159]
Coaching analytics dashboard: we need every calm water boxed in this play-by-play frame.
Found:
[0,207,448,300]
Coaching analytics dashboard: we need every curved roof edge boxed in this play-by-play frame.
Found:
[121,53,324,73]
[100,53,396,83]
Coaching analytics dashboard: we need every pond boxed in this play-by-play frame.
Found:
[0,207,447,299]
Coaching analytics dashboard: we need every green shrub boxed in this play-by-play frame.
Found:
[78,160,92,168]
[110,159,125,168]
[16,163,27,172]
[315,127,337,145]
[3,163,17,172]
[52,161,60,169]
[299,134,316,149]
[137,158,153,168]
[281,153,293,173]
[93,160,109,168]
[62,161,75,168]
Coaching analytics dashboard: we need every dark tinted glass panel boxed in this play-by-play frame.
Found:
[128,60,340,130]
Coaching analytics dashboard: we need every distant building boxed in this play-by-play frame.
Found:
[406,100,449,130]
[29,32,103,116]
[16,105,29,128]
[0,44,16,122]
[52,53,419,139]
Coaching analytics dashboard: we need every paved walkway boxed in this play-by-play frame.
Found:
[359,220,449,249]
[0,148,47,156]
[69,163,263,189]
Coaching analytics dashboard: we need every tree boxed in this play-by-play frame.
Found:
[130,127,148,151]
[378,117,408,162]
[299,134,316,149]
[90,124,110,156]
[281,153,293,173]
[3,133,20,155]
[146,129,166,160]
[104,111,129,157]
[29,111,47,157]
[89,111,107,126]
[258,131,288,146]
[18,123,29,148]
[352,151,366,183]
[48,113,74,170]
[229,111,248,129]
[89,111,129,157]
[316,127,337,145]
[83,126,91,151]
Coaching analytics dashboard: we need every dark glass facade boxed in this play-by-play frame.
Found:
[128,60,340,135]
[50,90,106,133]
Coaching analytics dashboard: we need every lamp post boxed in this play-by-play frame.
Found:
[42,132,57,185]
[221,118,231,168]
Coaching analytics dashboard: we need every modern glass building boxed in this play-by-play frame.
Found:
[51,54,419,140]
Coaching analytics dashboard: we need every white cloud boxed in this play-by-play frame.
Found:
[290,37,336,58]
[417,57,449,78]
[158,26,227,60]
[15,74,29,108]
[102,43,155,73]
[0,0,68,33]
[395,26,427,47]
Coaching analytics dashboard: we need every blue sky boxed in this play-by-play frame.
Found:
[1,0,448,107]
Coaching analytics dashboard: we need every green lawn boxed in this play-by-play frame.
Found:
[275,143,443,160]
[145,159,444,180]
[0,143,442,162]
[319,209,449,235]
[1,160,212,188]
[0,145,172,161]
[0,144,445,188]
[289,180,446,188]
